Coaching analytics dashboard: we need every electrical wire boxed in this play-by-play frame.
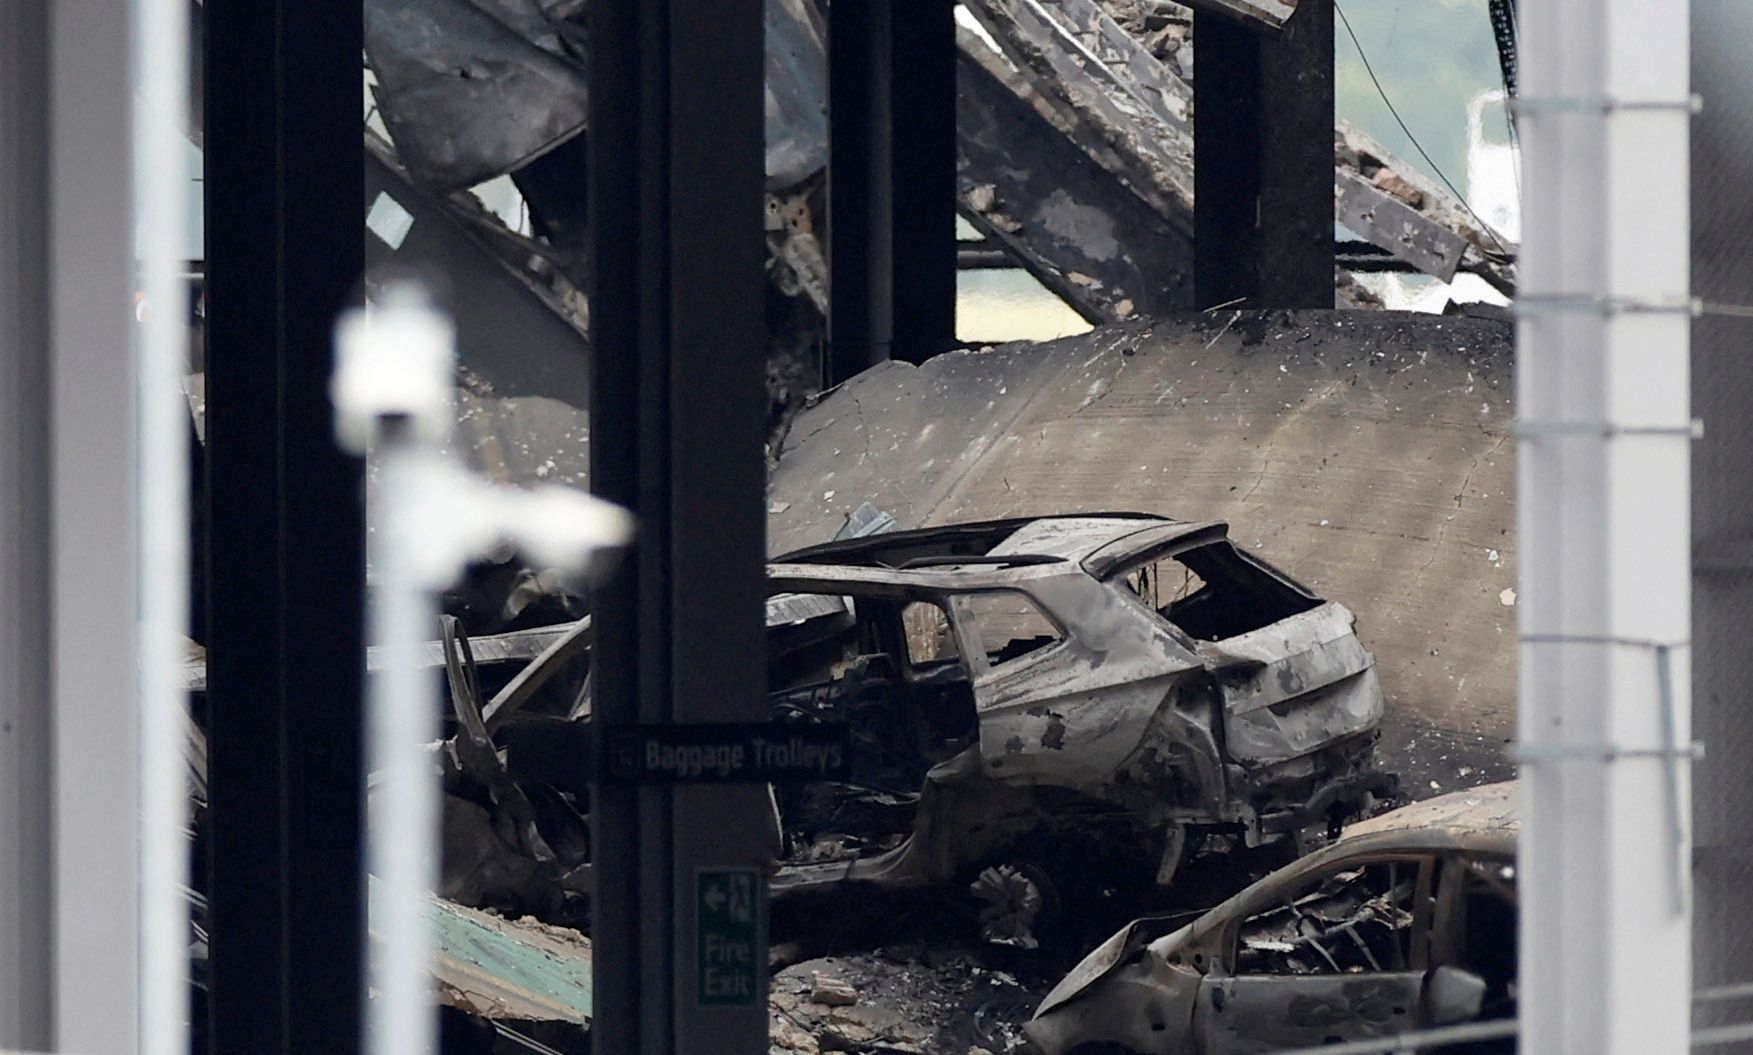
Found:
[1333,0,1516,261]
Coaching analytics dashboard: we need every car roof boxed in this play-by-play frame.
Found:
[1339,780,1518,842]
[773,513,1222,570]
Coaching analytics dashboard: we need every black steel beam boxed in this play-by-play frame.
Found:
[827,0,895,383]
[955,36,1195,321]
[889,0,959,362]
[589,1,768,1053]
[203,0,365,1051]
[1194,0,1335,307]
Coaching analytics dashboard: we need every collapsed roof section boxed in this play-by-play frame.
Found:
[358,0,1516,356]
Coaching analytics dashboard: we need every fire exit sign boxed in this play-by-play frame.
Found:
[696,868,762,1006]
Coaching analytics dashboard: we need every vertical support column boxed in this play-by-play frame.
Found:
[1517,0,1692,1052]
[0,0,55,1046]
[1193,0,1334,308]
[5,2,139,1049]
[589,2,769,1055]
[49,0,140,1049]
[827,0,895,383]
[1689,0,1753,1032]
[889,0,959,364]
[204,0,366,1050]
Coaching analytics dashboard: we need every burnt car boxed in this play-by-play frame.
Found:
[762,513,1393,909]
[1025,781,1519,1054]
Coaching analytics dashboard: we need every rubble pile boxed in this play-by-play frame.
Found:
[1101,0,1194,76]
[769,949,1051,1055]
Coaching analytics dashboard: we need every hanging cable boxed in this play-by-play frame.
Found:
[1333,0,1515,261]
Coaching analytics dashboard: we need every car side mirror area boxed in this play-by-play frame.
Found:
[1423,965,1488,1026]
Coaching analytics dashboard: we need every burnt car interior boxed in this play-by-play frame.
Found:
[764,582,1080,866]
[766,591,979,863]
[1233,857,1432,975]
[1120,541,1321,642]
[1221,852,1518,1050]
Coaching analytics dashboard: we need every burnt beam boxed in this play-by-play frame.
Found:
[828,0,958,383]
[827,0,894,381]
[203,0,366,1050]
[1194,0,1334,307]
[889,0,958,363]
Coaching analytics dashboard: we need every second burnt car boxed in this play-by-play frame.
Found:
[762,513,1394,912]
[1023,781,1519,1054]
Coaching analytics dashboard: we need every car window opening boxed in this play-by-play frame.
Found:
[1235,861,1423,975]
[959,590,1065,667]
[1123,541,1319,641]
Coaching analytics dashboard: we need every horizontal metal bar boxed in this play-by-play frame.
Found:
[1695,1020,1753,1048]
[1512,741,1704,763]
[1516,292,1702,316]
[956,247,1015,269]
[1265,1018,1518,1055]
[1697,300,1753,320]
[1510,93,1703,115]
[1697,982,1753,1004]
[1520,634,1690,651]
[1514,419,1703,439]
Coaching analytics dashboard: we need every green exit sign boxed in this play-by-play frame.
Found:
[696,868,763,1006]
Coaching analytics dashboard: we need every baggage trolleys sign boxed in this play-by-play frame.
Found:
[697,868,762,1006]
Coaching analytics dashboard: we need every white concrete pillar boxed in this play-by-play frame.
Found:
[0,0,139,1050]
[1517,0,1693,1051]
[51,0,141,1045]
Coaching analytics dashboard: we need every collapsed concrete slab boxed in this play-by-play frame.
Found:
[769,311,1516,790]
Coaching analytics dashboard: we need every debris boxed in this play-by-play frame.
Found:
[833,501,898,540]
[772,1017,823,1054]
[1370,167,1427,209]
[809,973,860,1007]
[965,183,999,213]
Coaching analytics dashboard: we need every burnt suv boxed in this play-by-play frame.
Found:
[762,514,1393,905]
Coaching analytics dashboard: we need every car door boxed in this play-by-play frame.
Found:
[1191,853,1442,1054]
[953,573,1204,785]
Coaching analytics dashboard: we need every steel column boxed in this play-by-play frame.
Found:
[203,0,366,1051]
[827,0,895,382]
[1193,0,1334,308]
[589,2,770,1055]
[889,0,959,363]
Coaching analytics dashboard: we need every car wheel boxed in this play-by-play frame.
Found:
[970,860,1061,949]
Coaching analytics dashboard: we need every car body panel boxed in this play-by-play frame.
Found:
[965,573,1204,787]
[1194,971,1429,1054]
